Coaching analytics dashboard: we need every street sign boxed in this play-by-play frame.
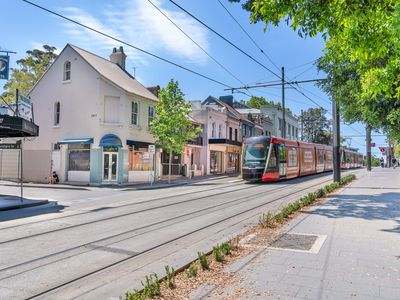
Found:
[379,147,385,153]
[0,55,9,80]
[148,144,155,154]
[371,143,375,147]
[18,95,33,121]
[0,143,21,149]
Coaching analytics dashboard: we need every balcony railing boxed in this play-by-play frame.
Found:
[208,138,242,146]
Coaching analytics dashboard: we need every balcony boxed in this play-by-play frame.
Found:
[188,136,203,146]
[208,138,242,146]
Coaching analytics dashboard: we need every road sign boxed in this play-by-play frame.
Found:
[379,147,385,153]
[0,143,21,149]
[148,144,155,154]
[371,143,375,147]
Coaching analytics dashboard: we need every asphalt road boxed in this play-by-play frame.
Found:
[0,170,364,299]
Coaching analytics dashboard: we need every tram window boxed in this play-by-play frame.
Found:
[318,150,324,165]
[279,144,286,163]
[266,144,278,171]
[242,142,269,167]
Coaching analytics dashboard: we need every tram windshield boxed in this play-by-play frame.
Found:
[243,142,269,168]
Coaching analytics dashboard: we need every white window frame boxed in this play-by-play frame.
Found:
[131,101,139,126]
[64,61,71,81]
[148,106,154,127]
[54,101,60,126]
[218,124,222,138]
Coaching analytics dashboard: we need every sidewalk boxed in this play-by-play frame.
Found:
[0,174,236,191]
[207,168,400,299]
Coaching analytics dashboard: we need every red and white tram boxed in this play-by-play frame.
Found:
[242,136,362,182]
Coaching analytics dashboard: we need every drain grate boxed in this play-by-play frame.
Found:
[269,233,327,254]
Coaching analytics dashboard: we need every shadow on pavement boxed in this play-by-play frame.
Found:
[0,204,66,222]
[305,191,400,234]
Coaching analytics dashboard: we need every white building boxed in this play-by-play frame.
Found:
[23,44,159,184]
[260,105,299,140]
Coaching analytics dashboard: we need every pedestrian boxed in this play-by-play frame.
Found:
[50,171,59,184]
[392,157,397,169]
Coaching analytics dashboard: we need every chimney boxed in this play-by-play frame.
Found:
[109,46,127,69]
[219,95,234,107]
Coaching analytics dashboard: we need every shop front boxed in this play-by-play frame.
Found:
[127,140,155,182]
[99,134,123,183]
[226,146,241,173]
[210,150,223,174]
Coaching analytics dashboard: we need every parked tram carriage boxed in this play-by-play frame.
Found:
[242,136,363,182]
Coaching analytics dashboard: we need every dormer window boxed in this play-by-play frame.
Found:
[64,61,71,81]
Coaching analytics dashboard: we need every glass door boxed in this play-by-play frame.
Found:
[103,152,118,181]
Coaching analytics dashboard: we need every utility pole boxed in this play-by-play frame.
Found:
[281,67,286,139]
[366,126,371,171]
[332,98,341,182]
[300,109,304,141]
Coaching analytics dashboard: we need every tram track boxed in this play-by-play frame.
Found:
[0,179,254,232]
[1,175,337,299]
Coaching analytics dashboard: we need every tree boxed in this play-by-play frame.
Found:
[242,95,292,113]
[1,45,57,103]
[230,1,400,141]
[150,79,201,183]
[301,108,331,144]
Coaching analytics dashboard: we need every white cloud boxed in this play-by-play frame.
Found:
[59,0,210,65]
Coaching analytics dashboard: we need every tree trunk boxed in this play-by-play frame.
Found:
[168,149,172,184]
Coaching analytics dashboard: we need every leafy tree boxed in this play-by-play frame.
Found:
[150,79,201,183]
[1,45,57,103]
[242,95,292,113]
[301,108,331,144]
[230,1,400,141]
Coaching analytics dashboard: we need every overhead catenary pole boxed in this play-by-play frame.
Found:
[332,98,341,182]
[282,67,286,139]
[366,126,372,171]
[300,109,304,141]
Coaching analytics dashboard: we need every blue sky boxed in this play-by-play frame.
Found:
[1,0,388,156]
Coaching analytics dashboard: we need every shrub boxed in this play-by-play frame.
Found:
[186,263,198,278]
[125,290,143,300]
[213,245,224,263]
[141,273,160,298]
[259,212,276,228]
[221,242,231,255]
[198,252,209,270]
[164,265,175,289]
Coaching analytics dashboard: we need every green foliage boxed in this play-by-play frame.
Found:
[125,290,143,300]
[232,0,400,142]
[150,79,202,155]
[186,263,198,278]
[1,45,57,103]
[221,242,231,256]
[371,156,381,167]
[164,265,176,289]
[141,273,160,298]
[301,108,331,144]
[197,252,209,270]
[213,245,224,263]
[242,95,292,113]
[259,212,276,228]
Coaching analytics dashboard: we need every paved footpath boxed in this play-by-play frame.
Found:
[212,168,400,300]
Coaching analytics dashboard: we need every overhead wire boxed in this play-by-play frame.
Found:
[22,0,239,91]
[215,0,280,73]
[168,0,281,80]
[145,0,250,90]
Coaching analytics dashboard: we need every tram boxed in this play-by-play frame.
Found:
[242,136,363,182]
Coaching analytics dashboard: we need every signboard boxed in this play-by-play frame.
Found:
[148,144,155,154]
[0,55,9,80]
[371,142,375,147]
[379,147,386,153]
[0,143,21,149]
[18,95,33,121]
[0,114,39,137]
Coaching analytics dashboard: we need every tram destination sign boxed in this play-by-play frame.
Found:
[0,143,20,149]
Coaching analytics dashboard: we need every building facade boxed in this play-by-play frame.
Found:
[260,105,299,140]
[24,44,159,184]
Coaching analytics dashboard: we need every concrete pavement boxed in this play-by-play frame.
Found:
[206,168,400,299]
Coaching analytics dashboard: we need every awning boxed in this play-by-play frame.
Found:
[99,134,122,147]
[0,114,39,138]
[58,138,93,144]
[126,140,151,148]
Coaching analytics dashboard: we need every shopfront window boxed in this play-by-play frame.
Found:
[68,143,90,171]
[210,151,223,174]
[129,146,152,171]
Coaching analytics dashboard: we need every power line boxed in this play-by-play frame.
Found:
[168,0,281,80]
[22,0,237,90]
[216,0,280,73]
[146,0,249,88]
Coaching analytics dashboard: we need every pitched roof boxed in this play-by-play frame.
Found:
[69,44,158,102]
